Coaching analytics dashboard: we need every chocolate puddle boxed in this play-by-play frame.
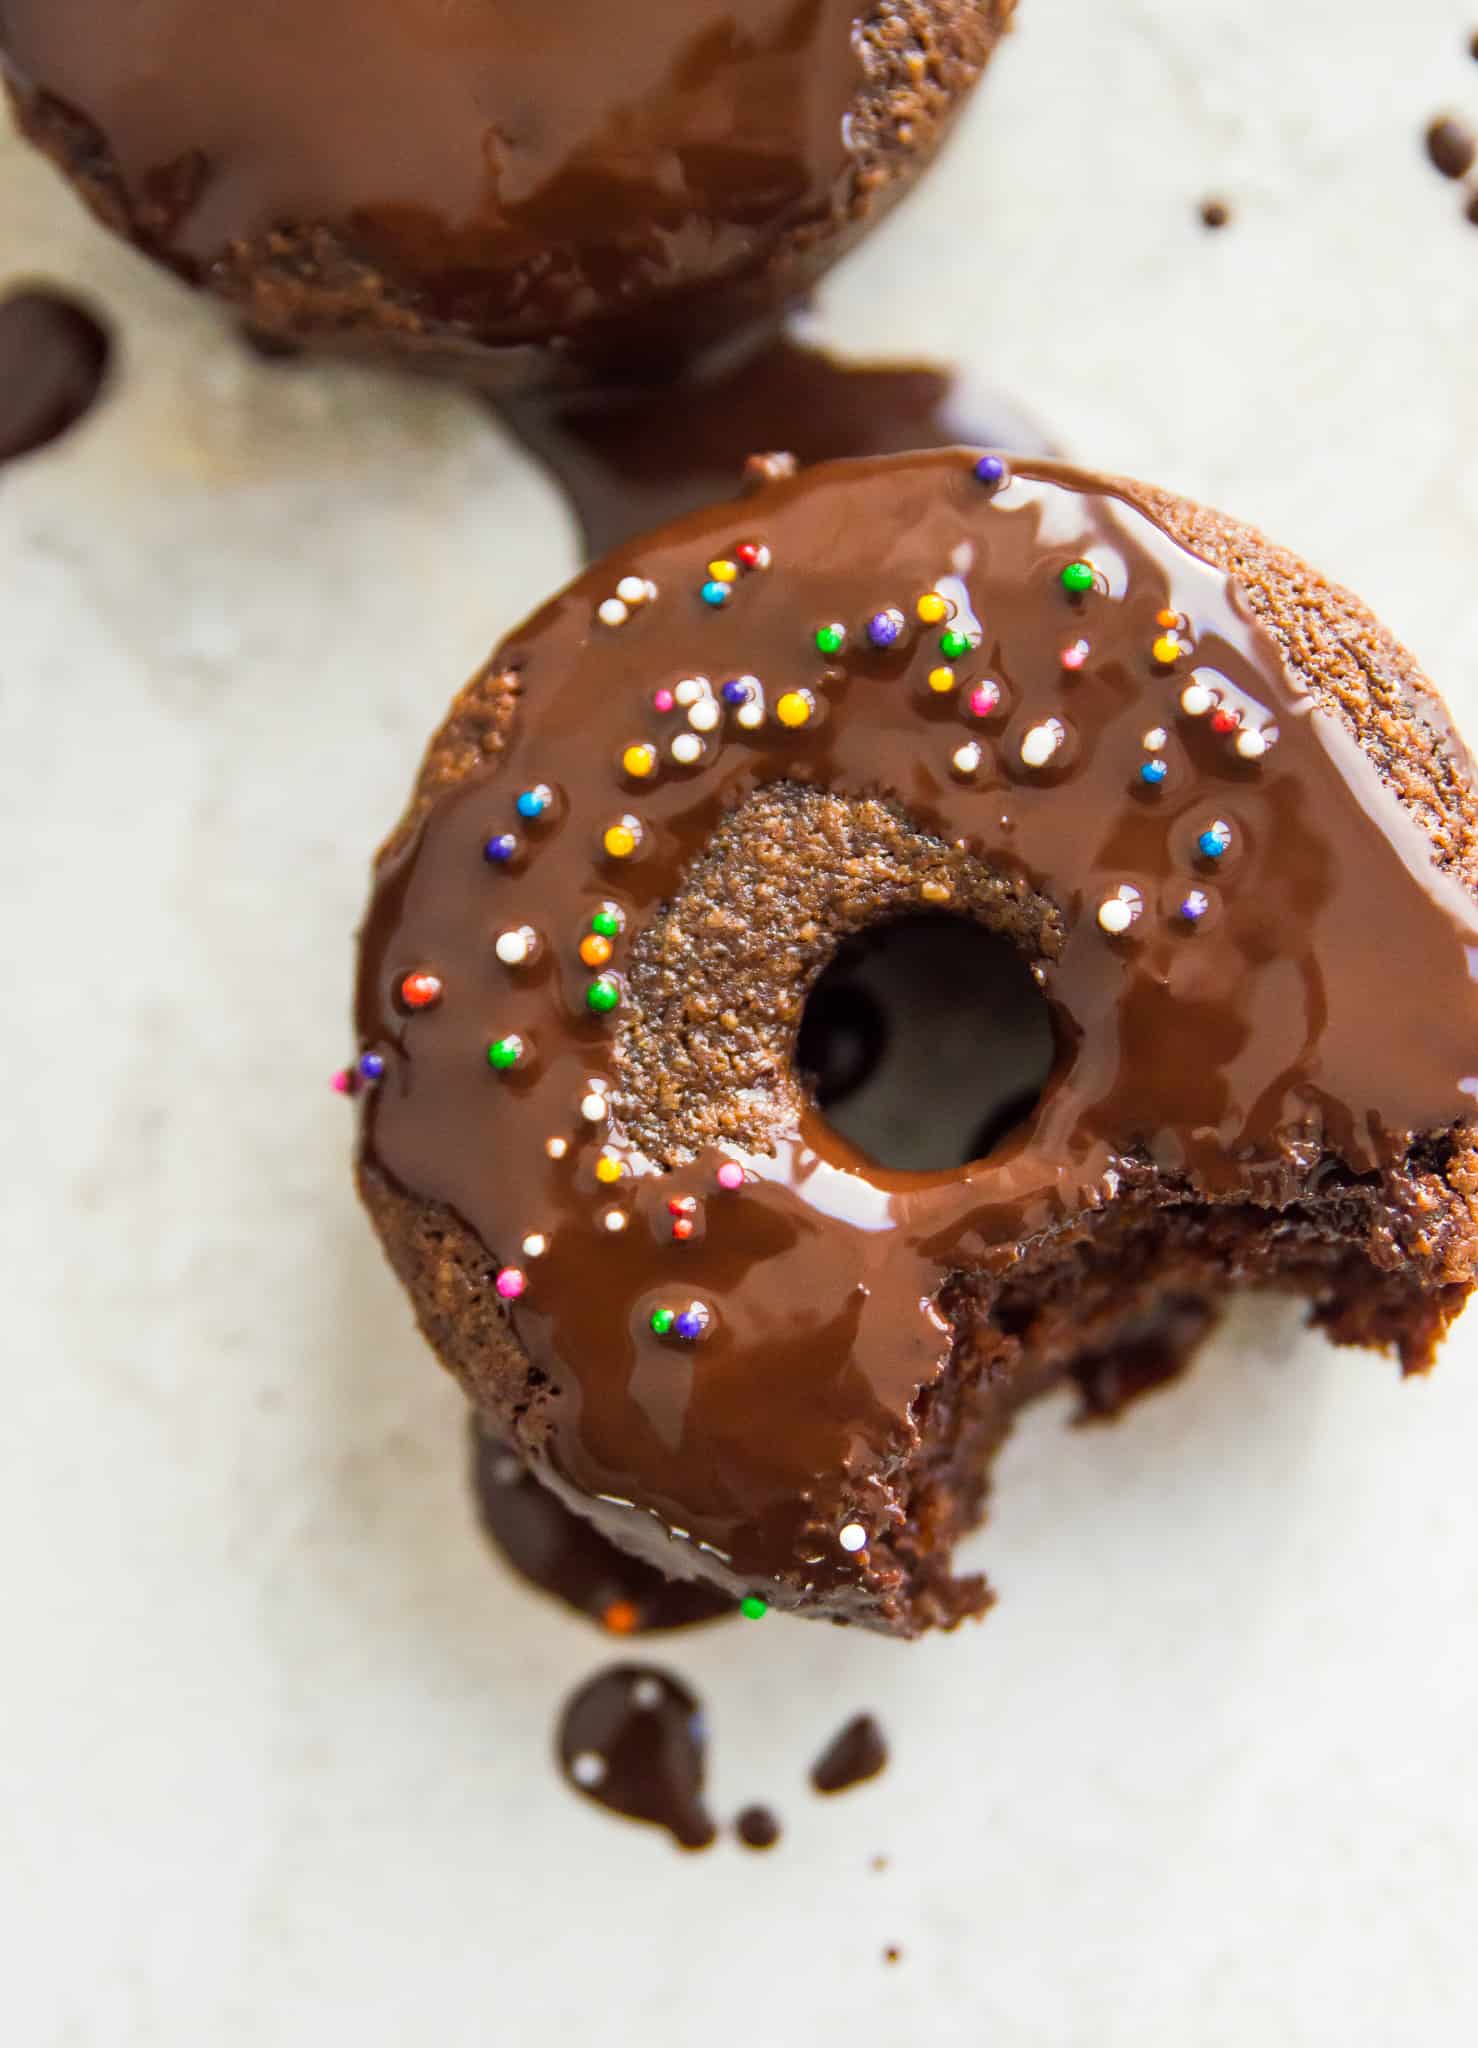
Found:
[556,1664,715,1851]
[0,287,111,468]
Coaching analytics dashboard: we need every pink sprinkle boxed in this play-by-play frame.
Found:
[653,688,675,713]
[331,1069,354,1096]
[496,1267,527,1301]
[1060,640,1090,671]
[717,1162,744,1191]
[968,683,1001,719]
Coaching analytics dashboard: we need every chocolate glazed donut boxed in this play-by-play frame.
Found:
[353,453,1478,1636]
[0,2,1014,380]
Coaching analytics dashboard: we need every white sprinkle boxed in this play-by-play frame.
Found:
[545,1137,569,1160]
[581,1092,608,1124]
[632,1677,664,1710]
[616,574,648,607]
[951,741,983,777]
[571,1752,606,1788]
[1181,680,1214,717]
[1097,885,1143,936]
[597,597,629,630]
[602,1208,629,1233]
[839,1522,868,1553]
[736,702,765,730]
[674,677,705,708]
[495,925,537,967]
[670,732,704,765]
[688,699,721,733]
[1020,718,1066,769]
[644,579,659,604]
[1143,726,1168,753]
[521,1233,548,1259]
[1236,727,1270,760]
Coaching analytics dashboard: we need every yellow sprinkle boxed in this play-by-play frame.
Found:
[916,591,951,625]
[603,821,639,860]
[621,742,656,779]
[776,690,814,729]
[927,665,956,694]
[920,879,952,905]
[707,559,739,584]
[1151,633,1183,666]
[595,1154,623,1185]
[1155,608,1180,630]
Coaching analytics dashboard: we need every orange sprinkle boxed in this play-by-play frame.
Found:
[579,934,613,969]
[1156,608,1180,629]
[602,1600,640,1635]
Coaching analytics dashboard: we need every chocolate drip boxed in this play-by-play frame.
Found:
[556,1664,715,1851]
[0,288,110,467]
[471,1417,733,1633]
[735,1804,783,1849]
[811,1712,889,1793]
[356,454,1478,1612]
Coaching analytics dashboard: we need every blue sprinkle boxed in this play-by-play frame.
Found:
[516,787,550,821]
[358,1052,386,1083]
[674,1306,709,1342]
[974,454,1008,488]
[700,581,731,609]
[867,608,905,650]
[1197,821,1232,859]
[484,833,518,864]
[1139,759,1168,787]
[721,678,752,706]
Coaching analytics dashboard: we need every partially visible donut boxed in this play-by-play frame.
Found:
[1,2,1014,380]
[351,451,1478,1636]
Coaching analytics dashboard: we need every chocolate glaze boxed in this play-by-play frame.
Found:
[735,1803,783,1849]
[0,287,110,466]
[471,1416,734,1633]
[811,1712,889,1792]
[556,1664,715,1850]
[355,453,1478,1617]
[503,326,1054,558]
[0,0,862,337]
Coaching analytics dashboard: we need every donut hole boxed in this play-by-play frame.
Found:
[797,914,1055,1171]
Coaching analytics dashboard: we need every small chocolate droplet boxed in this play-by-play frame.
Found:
[735,1804,783,1850]
[0,288,111,468]
[1426,116,1476,181]
[1199,197,1231,230]
[884,1945,903,1966]
[811,1712,889,1794]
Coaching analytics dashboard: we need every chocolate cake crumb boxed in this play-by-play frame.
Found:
[1199,197,1232,230]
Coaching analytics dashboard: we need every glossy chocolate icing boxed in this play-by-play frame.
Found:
[0,0,862,334]
[355,453,1478,1616]
[556,1664,715,1850]
[0,287,110,467]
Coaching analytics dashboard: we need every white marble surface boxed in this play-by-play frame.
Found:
[4,4,1478,2042]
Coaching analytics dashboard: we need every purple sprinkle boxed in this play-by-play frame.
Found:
[974,455,1008,488]
[1180,890,1210,923]
[721,677,752,706]
[358,1052,386,1082]
[674,1305,709,1342]
[867,607,905,650]
[484,833,518,864]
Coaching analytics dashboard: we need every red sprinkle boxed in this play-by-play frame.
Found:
[672,1218,695,1242]
[400,971,444,1010]
[734,541,764,570]
[1210,707,1241,734]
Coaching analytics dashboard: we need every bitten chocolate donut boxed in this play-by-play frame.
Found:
[350,451,1478,1636]
[1,2,1013,379]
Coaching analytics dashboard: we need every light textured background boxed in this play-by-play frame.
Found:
[4,4,1478,2042]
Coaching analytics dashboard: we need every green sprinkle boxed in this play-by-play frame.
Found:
[650,1307,676,1337]
[590,909,621,939]
[740,1595,768,1621]
[938,627,975,661]
[586,976,620,1016]
[487,1035,523,1072]
[1061,559,1096,596]
[814,623,846,656]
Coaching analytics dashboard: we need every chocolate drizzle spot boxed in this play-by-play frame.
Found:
[735,1804,783,1849]
[471,1416,734,1633]
[1427,116,1477,181]
[556,1664,715,1851]
[1198,198,1231,231]
[502,326,1054,559]
[0,287,110,467]
[355,453,1478,1627]
[811,1713,889,1794]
